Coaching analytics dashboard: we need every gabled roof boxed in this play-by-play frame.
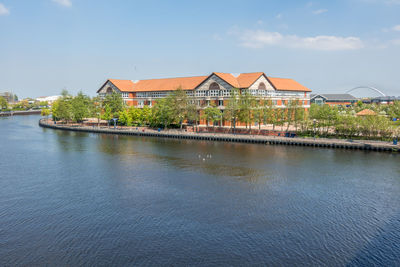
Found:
[310,94,357,101]
[237,72,264,88]
[213,72,241,88]
[98,72,311,93]
[213,72,265,88]
[109,79,135,92]
[267,77,311,92]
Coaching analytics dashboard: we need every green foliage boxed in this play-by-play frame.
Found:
[118,109,132,126]
[101,105,113,122]
[203,104,222,127]
[170,88,188,129]
[102,92,124,118]
[0,96,8,110]
[238,90,257,129]
[224,88,241,129]
[41,108,50,117]
[150,97,175,128]
[71,91,90,122]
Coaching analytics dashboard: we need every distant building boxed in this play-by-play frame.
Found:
[362,96,400,105]
[310,94,358,106]
[0,92,16,103]
[36,95,62,104]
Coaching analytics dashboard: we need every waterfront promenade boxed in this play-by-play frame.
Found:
[39,119,399,152]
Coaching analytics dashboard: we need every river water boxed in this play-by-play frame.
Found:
[1,115,400,266]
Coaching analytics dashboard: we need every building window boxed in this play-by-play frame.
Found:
[122,92,129,98]
[210,90,219,97]
[223,89,231,97]
[195,90,207,97]
[258,82,266,90]
[106,87,113,94]
[209,82,220,90]
[218,100,224,106]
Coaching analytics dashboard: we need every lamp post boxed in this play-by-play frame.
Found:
[112,118,118,129]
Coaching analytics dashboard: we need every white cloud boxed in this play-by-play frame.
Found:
[392,25,400,31]
[0,3,10,15]
[52,0,72,7]
[236,30,364,51]
[275,13,282,19]
[312,9,328,15]
[212,33,222,41]
[359,0,400,5]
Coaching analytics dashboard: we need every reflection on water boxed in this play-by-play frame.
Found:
[0,115,400,266]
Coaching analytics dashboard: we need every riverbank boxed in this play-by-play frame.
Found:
[39,119,399,153]
[0,110,42,117]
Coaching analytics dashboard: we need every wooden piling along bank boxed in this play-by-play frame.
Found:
[39,119,399,153]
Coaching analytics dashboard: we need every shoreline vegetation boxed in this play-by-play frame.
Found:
[45,89,400,142]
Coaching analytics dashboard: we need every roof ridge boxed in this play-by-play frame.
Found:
[134,75,208,82]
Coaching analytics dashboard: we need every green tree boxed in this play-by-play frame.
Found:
[224,88,241,132]
[118,109,132,126]
[101,105,113,127]
[151,97,175,129]
[71,91,90,123]
[52,97,72,123]
[263,99,276,130]
[238,90,257,129]
[140,106,152,126]
[293,100,305,131]
[0,96,8,110]
[203,103,222,132]
[170,88,188,130]
[102,92,124,118]
[186,97,200,132]
[41,108,50,119]
[128,106,142,125]
[88,96,103,127]
[253,101,264,130]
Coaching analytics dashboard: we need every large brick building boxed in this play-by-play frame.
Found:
[97,72,311,125]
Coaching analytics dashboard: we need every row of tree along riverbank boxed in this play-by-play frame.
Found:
[45,90,400,142]
[39,119,399,153]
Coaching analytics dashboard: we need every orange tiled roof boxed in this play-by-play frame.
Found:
[108,79,135,92]
[132,76,208,92]
[267,77,311,92]
[237,72,264,88]
[213,72,241,88]
[103,73,310,93]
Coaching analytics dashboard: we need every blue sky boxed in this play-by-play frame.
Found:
[0,0,399,98]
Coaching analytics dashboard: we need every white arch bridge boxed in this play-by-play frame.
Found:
[346,86,386,96]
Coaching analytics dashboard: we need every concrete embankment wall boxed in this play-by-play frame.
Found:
[38,119,399,153]
[0,110,41,117]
